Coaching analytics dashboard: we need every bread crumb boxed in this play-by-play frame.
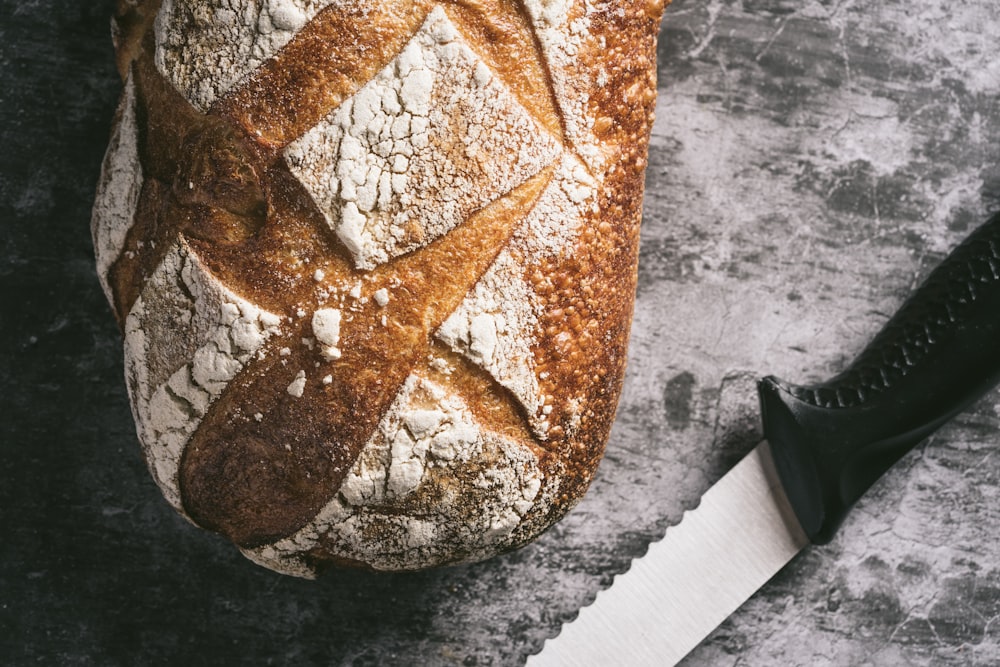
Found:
[312,308,342,361]
[287,370,307,398]
[312,308,341,345]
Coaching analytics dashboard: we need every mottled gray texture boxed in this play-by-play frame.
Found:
[648,1,1000,664]
[1,0,998,665]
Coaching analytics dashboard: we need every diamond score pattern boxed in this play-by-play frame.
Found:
[156,0,342,112]
[284,7,563,270]
[126,1,592,550]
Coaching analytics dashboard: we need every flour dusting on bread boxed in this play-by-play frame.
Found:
[155,0,345,111]
[124,242,282,512]
[92,73,143,307]
[284,7,562,269]
[244,373,550,574]
[523,0,605,171]
[437,154,597,437]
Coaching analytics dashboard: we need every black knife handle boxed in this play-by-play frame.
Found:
[759,211,1000,544]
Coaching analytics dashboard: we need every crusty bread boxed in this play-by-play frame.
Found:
[93,0,665,576]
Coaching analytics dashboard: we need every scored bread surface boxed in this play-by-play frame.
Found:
[93,0,665,576]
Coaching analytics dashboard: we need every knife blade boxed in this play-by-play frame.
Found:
[527,211,1000,666]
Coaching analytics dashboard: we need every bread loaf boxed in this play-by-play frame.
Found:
[93,0,665,576]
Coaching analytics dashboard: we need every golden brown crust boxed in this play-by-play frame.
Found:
[180,170,552,546]
[97,0,666,574]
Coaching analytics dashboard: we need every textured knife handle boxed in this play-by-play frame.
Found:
[759,211,1000,544]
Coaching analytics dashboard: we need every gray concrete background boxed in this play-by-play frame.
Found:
[1,0,998,665]
[639,1,1000,664]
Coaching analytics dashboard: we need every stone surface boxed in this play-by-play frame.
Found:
[1,0,999,665]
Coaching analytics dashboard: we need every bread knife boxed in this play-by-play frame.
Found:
[527,211,1000,666]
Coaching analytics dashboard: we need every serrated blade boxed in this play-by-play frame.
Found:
[527,442,808,667]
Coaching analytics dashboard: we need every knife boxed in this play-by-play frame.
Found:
[527,211,1000,666]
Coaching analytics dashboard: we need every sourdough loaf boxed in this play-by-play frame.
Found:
[93,0,665,576]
